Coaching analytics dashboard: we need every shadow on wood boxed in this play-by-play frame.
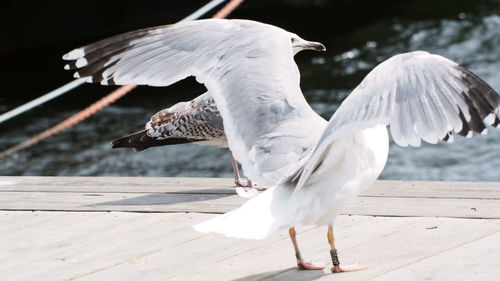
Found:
[231,267,325,281]
[93,190,233,206]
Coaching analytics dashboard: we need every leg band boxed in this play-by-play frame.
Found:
[295,252,302,260]
[330,249,340,266]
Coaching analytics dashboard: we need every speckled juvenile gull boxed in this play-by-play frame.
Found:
[112,93,224,150]
[110,91,252,187]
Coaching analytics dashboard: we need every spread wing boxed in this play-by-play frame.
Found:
[293,51,500,189]
[63,19,246,86]
[64,19,326,185]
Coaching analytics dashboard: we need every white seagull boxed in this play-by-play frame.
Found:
[110,91,253,187]
[62,19,500,272]
[196,52,500,272]
[63,19,328,190]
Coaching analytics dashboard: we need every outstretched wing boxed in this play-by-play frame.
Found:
[64,19,325,185]
[63,19,247,86]
[294,51,500,189]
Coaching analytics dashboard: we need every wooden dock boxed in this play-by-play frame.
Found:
[0,176,499,281]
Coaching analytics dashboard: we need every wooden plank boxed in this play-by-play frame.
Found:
[1,214,499,280]
[364,180,500,199]
[261,217,500,281]
[368,231,500,281]
[0,176,236,194]
[165,216,428,281]
[1,177,499,280]
[0,212,104,248]
[59,215,425,281]
[343,197,500,219]
[0,190,498,218]
[0,212,147,271]
[27,213,496,281]
[1,177,500,199]
[0,212,203,280]
[34,214,205,281]
[0,191,246,214]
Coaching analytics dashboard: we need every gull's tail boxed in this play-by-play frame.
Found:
[195,186,290,239]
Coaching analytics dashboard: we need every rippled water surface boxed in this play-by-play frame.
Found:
[1,8,500,181]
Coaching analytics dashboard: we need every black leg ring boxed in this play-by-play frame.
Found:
[330,249,340,266]
[295,252,302,260]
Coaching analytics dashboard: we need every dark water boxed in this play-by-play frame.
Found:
[1,7,500,181]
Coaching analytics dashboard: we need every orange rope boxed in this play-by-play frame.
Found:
[0,85,137,159]
[212,0,244,19]
[0,0,244,160]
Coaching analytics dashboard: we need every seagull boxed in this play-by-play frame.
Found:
[62,18,500,272]
[195,51,500,272]
[110,91,254,187]
[62,19,328,189]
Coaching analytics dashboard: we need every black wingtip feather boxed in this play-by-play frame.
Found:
[493,115,500,128]
[457,109,471,136]
[461,90,487,134]
[458,65,500,109]
[62,24,173,82]
[78,58,120,83]
[442,131,451,142]
[451,65,500,138]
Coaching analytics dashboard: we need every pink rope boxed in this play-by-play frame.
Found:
[0,85,137,159]
[213,0,244,19]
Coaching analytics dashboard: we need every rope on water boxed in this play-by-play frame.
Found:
[0,85,137,159]
[0,0,245,160]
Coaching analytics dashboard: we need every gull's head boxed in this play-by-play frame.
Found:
[289,33,326,55]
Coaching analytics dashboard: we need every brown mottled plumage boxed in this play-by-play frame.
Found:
[111,92,252,187]
[112,92,226,151]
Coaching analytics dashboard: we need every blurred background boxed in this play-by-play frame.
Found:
[1,0,499,180]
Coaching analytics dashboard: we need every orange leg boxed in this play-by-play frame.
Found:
[327,225,367,273]
[229,150,250,187]
[289,227,324,270]
[230,150,267,191]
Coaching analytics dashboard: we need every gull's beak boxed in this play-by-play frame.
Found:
[304,41,326,52]
[291,36,327,55]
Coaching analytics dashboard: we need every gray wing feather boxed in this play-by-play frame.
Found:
[294,51,500,189]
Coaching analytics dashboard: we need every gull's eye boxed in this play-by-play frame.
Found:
[291,38,296,44]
